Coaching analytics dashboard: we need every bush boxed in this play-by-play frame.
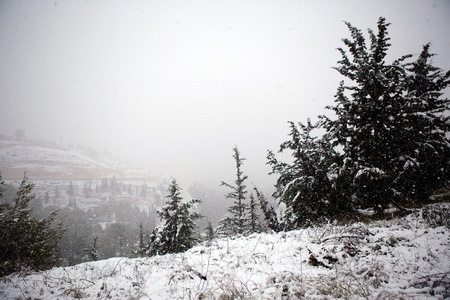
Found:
[422,205,450,229]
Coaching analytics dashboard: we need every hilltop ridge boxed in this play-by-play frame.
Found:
[0,136,124,180]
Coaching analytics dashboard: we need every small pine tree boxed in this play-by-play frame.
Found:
[205,221,215,243]
[54,185,59,201]
[254,187,281,232]
[0,173,63,276]
[86,237,100,261]
[216,216,235,237]
[0,174,4,203]
[220,146,249,235]
[176,198,202,251]
[246,193,262,234]
[67,181,75,197]
[146,179,202,256]
[136,223,146,257]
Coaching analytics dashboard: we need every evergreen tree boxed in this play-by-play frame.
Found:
[220,146,249,235]
[0,174,4,204]
[246,192,262,233]
[140,182,148,199]
[0,173,63,276]
[147,179,202,256]
[267,119,347,228]
[54,185,59,199]
[322,17,450,210]
[67,181,75,197]
[110,176,121,195]
[321,17,407,211]
[270,17,450,228]
[137,223,145,257]
[393,43,450,203]
[101,178,108,193]
[216,216,235,237]
[85,237,100,261]
[176,199,202,250]
[254,187,281,232]
[205,221,215,243]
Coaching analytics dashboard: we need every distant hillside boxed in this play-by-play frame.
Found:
[0,137,124,180]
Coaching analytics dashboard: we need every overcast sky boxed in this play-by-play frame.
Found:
[1,0,449,187]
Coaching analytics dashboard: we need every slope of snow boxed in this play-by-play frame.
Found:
[1,205,449,299]
[0,139,123,179]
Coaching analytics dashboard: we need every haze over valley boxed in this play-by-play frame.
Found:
[1,0,449,187]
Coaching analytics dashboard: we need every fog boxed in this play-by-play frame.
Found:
[1,0,449,187]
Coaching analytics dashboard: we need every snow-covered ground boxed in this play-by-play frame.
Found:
[1,204,449,299]
[0,138,125,180]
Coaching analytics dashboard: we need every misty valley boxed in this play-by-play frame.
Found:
[0,136,236,266]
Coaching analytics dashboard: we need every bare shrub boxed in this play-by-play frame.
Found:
[421,205,450,228]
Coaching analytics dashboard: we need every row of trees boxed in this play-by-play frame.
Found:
[0,164,263,277]
[138,146,269,256]
[0,173,198,275]
[267,17,450,229]
[140,146,270,256]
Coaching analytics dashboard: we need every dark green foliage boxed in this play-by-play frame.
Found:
[220,146,249,235]
[147,179,202,256]
[247,193,263,233]
[216,216,235,237]
[322,17,408,211]
[323,17,449,209]
[269,17,450,228]
[86,237,100,261]
[137,223,146,257]
[0,173,63,276]
[268,119,351,228]
[254,187,281,232]
[393,43,450,203]
[205,221,215,242]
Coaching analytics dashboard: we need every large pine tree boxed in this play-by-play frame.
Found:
[269,17,449,228]
[321,18,405,211]
[322,17,450,209]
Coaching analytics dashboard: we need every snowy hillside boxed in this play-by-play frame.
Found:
[0,137,123,179]
[1,204,449,299]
